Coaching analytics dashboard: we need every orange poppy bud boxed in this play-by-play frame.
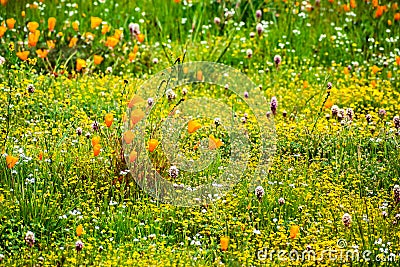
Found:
[129,52,136,62]
[36,49,48,58]
[21,11,25,17]
[16,51,29,61]
[220,236,229,251]
[0,26,6,38]
[396,56,400,66]
[148,139,159,152]
[137,33,145,43]
[6,18,16,29]
[350,0,356,9]
[290,225,300,239]
[76,224,83,236]
[1,0,8,6]
[101,24,109,34]
[92,136,100,146]
[303,80,308,89]
[48,17,56,31]
[387,71,392,79]
[72,21,79,31]
[27,21,39,33]
[105,113,113,127]
[133,45,139,54]
[188,120,201,134]
[76,58,86,71]
[69,37,78,48]
[129,150,137,163]
[6,155,18,168]
[393,3,398,10]
[93,144,101,156]
[38,151,43,161]
[94,55,104,65]
[196,70,203,81]
[395,13,400,21]
[91,16,102,29]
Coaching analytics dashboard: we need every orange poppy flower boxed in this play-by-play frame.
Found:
[69,37,78,48]
[21,11,25,17]
[372,0,378,8]
[101,24,109,35]
[6,18,16,29]
[28,30,40,47]
[36,49,48,58]
[209,135,223,149]
[343,67,349,75]
[47,40,55,49]
[387,71,392,79]
[371,80,377,87]
[388,19,392,26]
[27,21,39,33]
[290,225,300,239]
[93,144,101,156]
[92,136,100,147]
[1,0,7,6]
[188,120,201,133]
[0,26,6,38]
[105,36,119,48]
[114,29,123,40]
[104,113,113,127]
[129,150,137,163]
[303,80,308,89]
[38,151,43,161]
[123,131,135,144]
[91,16,102,29]
[393,3,398,10]
[48,17,56,31]
[220,236,229,251]
[130,109,145,125]
[76,58,86,71]
[174,0,180,3]
[94,55,104,65]
[375,6,384,18]
[396,56,400,66]
[137,33,145,43]
[324,99,333,109]
[129,52,136,62]
[133,45,139,54]
[371,65,380,74]
[350,0,356,9]
[148,139,159,152]
[6,155,18,168]
[76,224,83,236]
[395,13,400,21]
[342,4,350,12]
[72,21,79,31]
[16,51,29,61]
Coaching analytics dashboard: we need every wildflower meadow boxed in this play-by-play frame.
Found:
[1,0,400,266]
